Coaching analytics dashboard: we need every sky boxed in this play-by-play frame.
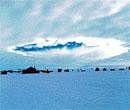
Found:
[0,0,130,69]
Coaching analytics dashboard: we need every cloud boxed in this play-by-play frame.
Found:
[107,0,130,15]
[88,0,130,20]
[7,36,129,63]
[0,22,13,50]
[48,0,75,20]
[29,0,43,16]
[1,0,130,66]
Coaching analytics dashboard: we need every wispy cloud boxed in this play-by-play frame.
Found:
[47,0,75,20]
[107,0,130,15]
[29,0,43,16]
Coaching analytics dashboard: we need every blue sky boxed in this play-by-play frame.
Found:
[0,0,130,69]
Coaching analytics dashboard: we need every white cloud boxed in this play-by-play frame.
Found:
[29,0,43,17]
[89,0,130,20]
[7,36,129,63]
[70,13,82,23]
[108,0,130,15]
[0,25,12,50]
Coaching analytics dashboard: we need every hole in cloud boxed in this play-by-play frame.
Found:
[14,41,83,52]
[7,36,129,65]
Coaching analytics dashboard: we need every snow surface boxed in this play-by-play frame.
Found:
[1,70,130,110]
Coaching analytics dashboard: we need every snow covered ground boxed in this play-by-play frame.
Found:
[1,69,130,110]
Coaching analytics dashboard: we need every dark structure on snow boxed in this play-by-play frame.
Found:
[95,67,100,71]
[7,70,13,73]
[58,69,62,72]
[41,69,53,74]
[0,71,7,75]
[103,68,107,71]
[128,67,130,70]
[22,67,40,74]
[1,66,129,75]
[81,69,86,72]
[119,68,124,71]
[110,69,115,71]
[64,69,69,72]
